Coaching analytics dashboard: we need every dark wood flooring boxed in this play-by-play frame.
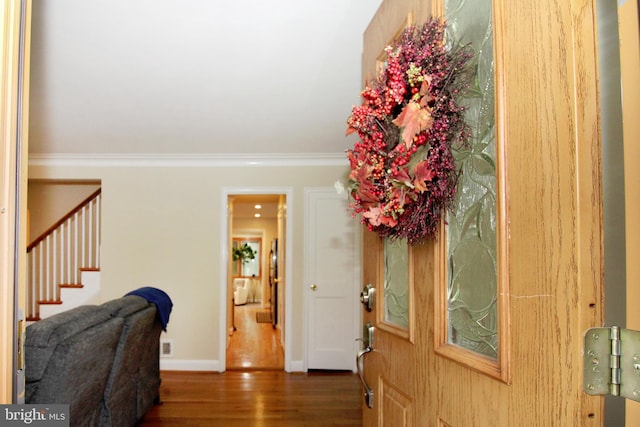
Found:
[137,302,363,425]
[137,369,362,426]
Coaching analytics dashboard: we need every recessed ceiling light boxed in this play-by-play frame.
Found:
[254,213,261,218]
[254,204,262,209]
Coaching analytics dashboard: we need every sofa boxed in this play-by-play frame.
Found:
[233,278,250,305]
[25,290,171,427]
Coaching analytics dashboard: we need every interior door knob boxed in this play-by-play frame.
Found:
[310,284,317,291]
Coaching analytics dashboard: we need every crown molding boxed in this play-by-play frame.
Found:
[28,152,349,168]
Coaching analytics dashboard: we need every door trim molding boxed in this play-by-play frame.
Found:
[220,186,294,371]
[619,0,640,424]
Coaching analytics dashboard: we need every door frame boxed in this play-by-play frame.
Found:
[619,0,640,424]
[219,186,293,371]
[1,0,31,403]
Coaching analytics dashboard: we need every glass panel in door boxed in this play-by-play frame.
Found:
[444,0,498,359]
[383,238,410,329]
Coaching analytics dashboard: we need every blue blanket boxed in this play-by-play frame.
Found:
[125,287,173,331]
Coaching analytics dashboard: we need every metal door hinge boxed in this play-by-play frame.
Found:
[584,327,640,401]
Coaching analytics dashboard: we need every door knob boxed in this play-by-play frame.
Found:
[310,284,317,291]
[360,284,375,311]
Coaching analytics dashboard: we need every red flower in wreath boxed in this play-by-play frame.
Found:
[345,18,473,245]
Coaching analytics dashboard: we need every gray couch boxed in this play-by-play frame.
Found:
[25,295,163,427]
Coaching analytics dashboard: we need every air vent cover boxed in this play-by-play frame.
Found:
[160,339,173,357]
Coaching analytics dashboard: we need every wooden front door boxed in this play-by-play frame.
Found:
[359,0,604,425]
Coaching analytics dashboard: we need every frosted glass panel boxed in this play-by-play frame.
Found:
[445,0,498,359]
[384,238,409,328]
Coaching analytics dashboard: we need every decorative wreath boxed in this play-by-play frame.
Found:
[345,18,473,245]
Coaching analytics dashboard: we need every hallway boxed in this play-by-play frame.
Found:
[226,302,284,370]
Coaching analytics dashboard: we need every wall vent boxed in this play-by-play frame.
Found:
[160,339,173,357]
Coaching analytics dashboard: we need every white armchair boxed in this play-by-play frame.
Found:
[233,278,249,305]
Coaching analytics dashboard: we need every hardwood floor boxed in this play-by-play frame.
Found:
[137,302,362,425]
[137,370,363,426]
[226,302,284,370]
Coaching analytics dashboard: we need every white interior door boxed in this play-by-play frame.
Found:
[305,188,360,371]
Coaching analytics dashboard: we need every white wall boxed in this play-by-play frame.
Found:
[28,160,351,370]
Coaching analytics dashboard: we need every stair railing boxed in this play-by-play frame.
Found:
[26,188,102,320]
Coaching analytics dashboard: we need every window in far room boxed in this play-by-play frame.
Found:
[232,238,261,279]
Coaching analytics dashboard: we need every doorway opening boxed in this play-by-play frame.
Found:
[221,189,291,371]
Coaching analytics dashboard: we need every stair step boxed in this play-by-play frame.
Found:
[38,270,101,320]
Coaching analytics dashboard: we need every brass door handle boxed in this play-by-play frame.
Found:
[357,322,374,408]
[310,284,317,291]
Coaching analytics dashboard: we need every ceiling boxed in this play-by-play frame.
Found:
[231,194,280,219]
[27,0,383,157]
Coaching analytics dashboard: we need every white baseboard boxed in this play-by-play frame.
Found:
[159,359,304,373]
[288,360,304,372]
[160,359,220,372]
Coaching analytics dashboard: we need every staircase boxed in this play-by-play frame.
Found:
[37,270,101,319]
[26,189,102,321]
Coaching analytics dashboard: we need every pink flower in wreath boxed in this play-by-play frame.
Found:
[363,207,398,228]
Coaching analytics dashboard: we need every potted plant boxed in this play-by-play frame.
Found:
[233,242,257,264]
